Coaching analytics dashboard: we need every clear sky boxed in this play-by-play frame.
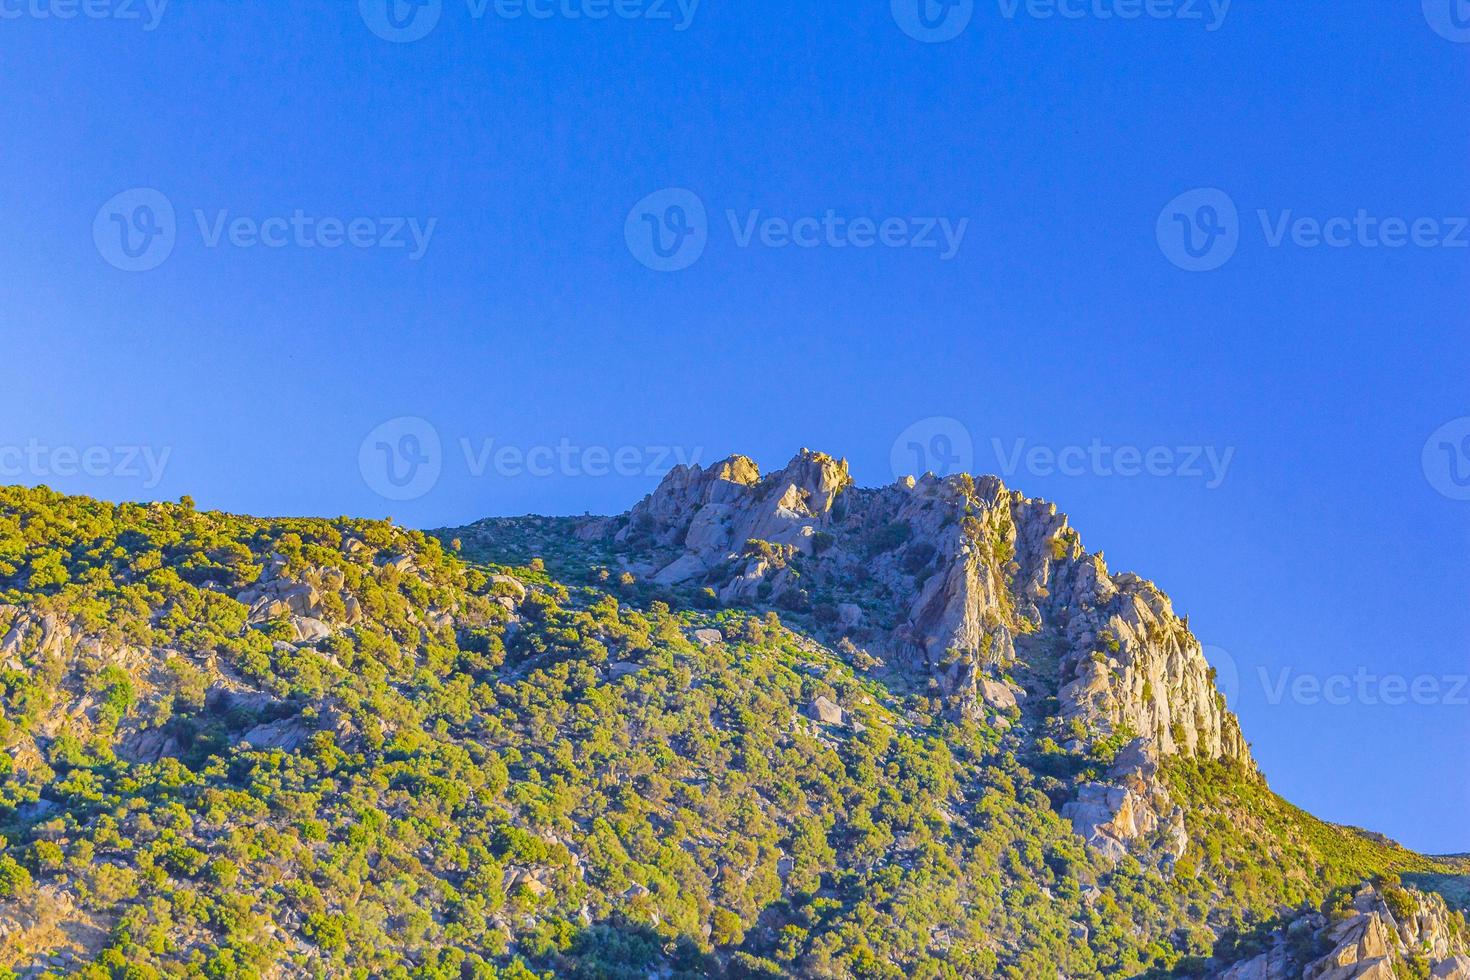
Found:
[2,0,1466,852]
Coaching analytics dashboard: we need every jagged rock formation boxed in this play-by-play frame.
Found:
[582,449,1256,860]
[607,450,1247,756]
[1218,883,1470,979]
[1061,737,1189,864]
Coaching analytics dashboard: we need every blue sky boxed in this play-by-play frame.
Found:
[1,0,1467,852]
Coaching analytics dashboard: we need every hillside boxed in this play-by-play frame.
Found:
[0,457,1463,978]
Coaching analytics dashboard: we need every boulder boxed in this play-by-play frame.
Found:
[653,553,709,586]
[489,574,527,602]
[1061,782,1158,861]
[606,661,642,681]
[805,695,848,727]
[979,677,1017,711]
[117,729,182,765]
[241,717,311,752]
[291,616,332,643]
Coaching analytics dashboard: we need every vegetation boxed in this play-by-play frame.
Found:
[0,487,1460,977]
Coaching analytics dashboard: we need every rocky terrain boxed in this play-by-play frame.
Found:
[1219,881,1470,980]
[463,450,1253,864]
[0,463,1462,978]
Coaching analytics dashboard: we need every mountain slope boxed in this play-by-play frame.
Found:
[455,449,1254,864]
[0,466,1462,979]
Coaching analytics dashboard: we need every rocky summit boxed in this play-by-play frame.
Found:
[0,459,1463,978]
[557,450,1250,863]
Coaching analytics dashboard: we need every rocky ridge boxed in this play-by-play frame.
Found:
[571,449,1255,860]
[1219,882,1470,979]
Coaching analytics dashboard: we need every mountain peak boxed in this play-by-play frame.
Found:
[591,449,1254,858]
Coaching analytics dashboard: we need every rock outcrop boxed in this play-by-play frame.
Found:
[1062,738,1187,864]
[584,449,1257,859]
[1216,883,1470,980]
[607,450,1246,753]
[235,559,362,631]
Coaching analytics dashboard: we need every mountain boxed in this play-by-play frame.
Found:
[0,456,1463,979]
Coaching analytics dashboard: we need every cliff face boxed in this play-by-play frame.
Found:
[607,450,1248,761]
[591,448,1256,859]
